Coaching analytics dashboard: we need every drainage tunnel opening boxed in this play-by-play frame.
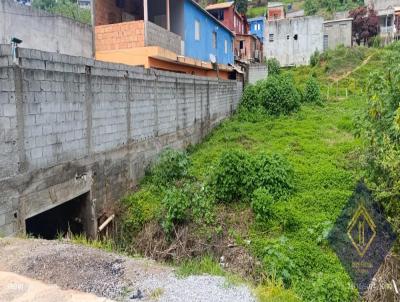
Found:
[25,193,92,240]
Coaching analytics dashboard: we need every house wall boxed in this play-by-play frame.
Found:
[0,0,92,58]
[235,35,263,62]
[95,21,145,52]
[0,45,242,237]
[249,18,265,41]
[184,0,234,65]
[323,20,352,50]
[364,0,399,10]
[265,16,324,66]
[268,6,285,20]
[95,20,181,54]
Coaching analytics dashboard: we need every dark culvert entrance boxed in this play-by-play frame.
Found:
[25,193,94,240]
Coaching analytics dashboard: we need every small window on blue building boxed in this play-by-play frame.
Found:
[224,40,228,54]
[212,32,217,48]
[195,20,200,41]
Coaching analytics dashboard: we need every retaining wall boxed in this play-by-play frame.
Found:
[0,45,242,236]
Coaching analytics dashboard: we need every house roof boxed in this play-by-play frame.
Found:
[323,18,352,24]
[205,1,234,10]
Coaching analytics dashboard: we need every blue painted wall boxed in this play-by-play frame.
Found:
[248,17,265,42]
[183,0,234,65]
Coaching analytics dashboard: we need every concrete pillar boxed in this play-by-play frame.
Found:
[166,0,170,31]
[144,0,148,22]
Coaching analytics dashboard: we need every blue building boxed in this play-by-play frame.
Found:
[183,0,234,65]
[248,16,266,42]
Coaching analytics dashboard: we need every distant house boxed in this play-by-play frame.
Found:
[206,1,263,63]
[268,2,285,20]
[234,34,263,62]
[206,1,246,34]
[94,0,235,79]
[286,9,305,19]
[265,16,324,66]
[364,0,400,41]
[248,16,266,42]
[323,18,353,50]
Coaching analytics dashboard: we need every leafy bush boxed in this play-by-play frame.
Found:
[253,153,295,199]
[161,187,190,235]
[251,188,275,222]
[211,149,255,203]
[239,74,301,116]
[148,148,190,186]
[310,50,321,67]
[120,187,163,245]
[259,74,301,116]
[161,183,215,236]
[303,76,322,104]
[240,83,262,110]
[266,58,281,76]
[212,150,294,203]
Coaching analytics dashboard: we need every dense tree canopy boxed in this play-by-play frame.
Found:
[349,6,379,45]
[234,0,248,14]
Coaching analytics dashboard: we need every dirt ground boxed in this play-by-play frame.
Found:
[0,238,256,302]
[0,271,113,302]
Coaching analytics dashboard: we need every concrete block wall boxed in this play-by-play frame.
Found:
[0,0,92,58]
[145,21,182,55]
[0,45,242,237]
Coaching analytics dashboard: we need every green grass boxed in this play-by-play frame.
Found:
[115,45,391,301]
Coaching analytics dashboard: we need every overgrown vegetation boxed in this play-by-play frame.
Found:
[358,42,400,238]
[32,0,91,24]
[98,44,397,302]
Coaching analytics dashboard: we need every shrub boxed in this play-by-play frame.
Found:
[212,150,294,203]
[266,58,281,76]
[310,50,320,67]
[211,149,255,203]
[259,74,301,116]
[240,83,262,110]
[161,187,190,235]
[303,76,322,104]
[161,182,215,236]
[148,148,190,186]
[253,153,295,199]
[251,188,275,222]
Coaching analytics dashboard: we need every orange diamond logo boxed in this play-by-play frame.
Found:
[347,203,376,258]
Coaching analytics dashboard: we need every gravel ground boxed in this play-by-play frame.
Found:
[0,238,256,302]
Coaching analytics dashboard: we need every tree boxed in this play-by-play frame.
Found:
[349,6,379,45]
[32,0,91,24]
[304,0,319,16]
[234,0,247,14]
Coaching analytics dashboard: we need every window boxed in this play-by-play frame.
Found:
[323,34,328,50]
[212,32,217,48]
[234,15,237,28]
[195,20,200,41]
[224,40,228,54]
[239,40,244,49]
[269,34,274,42]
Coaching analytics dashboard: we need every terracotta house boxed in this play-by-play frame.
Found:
[205,1,246,34]
[268,2,285,21]
[234,33,263,62]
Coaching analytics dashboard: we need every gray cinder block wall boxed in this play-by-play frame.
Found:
[265,16,324,67]
[0,0,92,57]
[0,45,242,237]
